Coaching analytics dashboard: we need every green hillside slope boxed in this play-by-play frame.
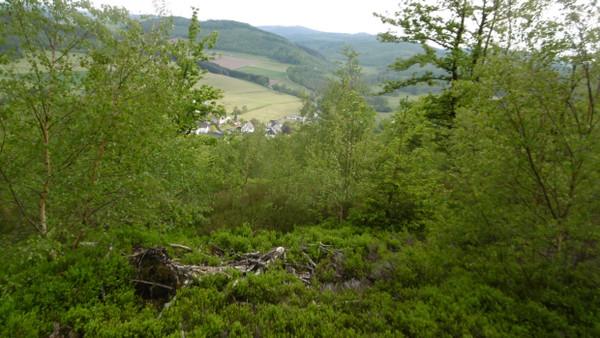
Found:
[198,20,328,67]
[166,18,336,90]
[259,25,422,67]
[260,25,441,96]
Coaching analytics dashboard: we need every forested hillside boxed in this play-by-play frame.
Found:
[168,18,336,91]
[1,0,599,336]
[259,25,420,66]
[260,25,442,96]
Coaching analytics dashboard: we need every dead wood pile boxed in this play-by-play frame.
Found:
[129,244,323,305]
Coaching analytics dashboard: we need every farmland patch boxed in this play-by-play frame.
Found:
[199,73,302,122]
[212,55,256,69]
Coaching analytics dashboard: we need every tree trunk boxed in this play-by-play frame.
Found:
[40,118,51,237]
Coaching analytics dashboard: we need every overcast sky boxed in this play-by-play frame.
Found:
[90,0,398,34]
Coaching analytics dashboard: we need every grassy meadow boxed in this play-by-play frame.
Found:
[199,72,303,122]
[204,50,410,121]
[201,50,308,122]
[212,49,308,93]
[2,52,88,73]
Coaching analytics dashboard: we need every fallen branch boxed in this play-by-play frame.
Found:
[169,243,193,252]
[129,246,290,305]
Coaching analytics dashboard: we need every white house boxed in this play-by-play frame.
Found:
[241,121,254,133]
[266,120,282,135]
[195,122,211,134]
[211,115,231,125]
[285,115,303,122]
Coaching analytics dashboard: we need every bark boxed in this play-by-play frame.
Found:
[40,116,51,237]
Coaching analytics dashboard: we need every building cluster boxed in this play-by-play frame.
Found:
[193,114,305,137]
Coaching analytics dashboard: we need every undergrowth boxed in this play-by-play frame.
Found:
[1,223,598,336]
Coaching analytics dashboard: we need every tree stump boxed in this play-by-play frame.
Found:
[129,246,178,306]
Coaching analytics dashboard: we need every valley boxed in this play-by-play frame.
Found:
[178,19,430,122]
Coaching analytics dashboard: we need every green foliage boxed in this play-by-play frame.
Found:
[376,0,503,84]
[0,0,222,244]
[375,0,534,122]
[300,47,376,222]
[350,97,444,230]
[1,1,599,337]
[161,9,225,135]
[447,50,600,321]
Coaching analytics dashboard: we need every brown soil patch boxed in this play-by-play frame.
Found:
[212,55,256,70]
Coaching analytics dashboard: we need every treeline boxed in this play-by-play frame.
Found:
[195,20,328,68]
[287,65,329,91]
[197,61,270,87]
[272,82,306,97]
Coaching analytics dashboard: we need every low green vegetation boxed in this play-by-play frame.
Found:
[1,0,599,337]
[9,222,595,337]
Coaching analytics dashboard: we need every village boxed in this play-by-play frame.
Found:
[194,114,307,137]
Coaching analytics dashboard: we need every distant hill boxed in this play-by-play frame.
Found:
[197,21,328,67]
[258,25,422,67]
[159,18,336,91]
[148,18,436,103]
[260,25,443,97]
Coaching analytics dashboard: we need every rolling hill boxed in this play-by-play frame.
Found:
[258,25,422,67]
[159,18,435,119]
[164,18,336,92]
[260,25,442,97]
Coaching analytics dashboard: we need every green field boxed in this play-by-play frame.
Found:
[5,51,303,124]
[202,50,307,122]
[3,52,88,73]
[199,72,303,122]
[210,50,282,64]
[211,49,308,93]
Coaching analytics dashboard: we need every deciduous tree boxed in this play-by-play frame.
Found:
[0,0,223,244]
[450,0,600,276]
[375,0,531,123]
[302,47,376,222]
